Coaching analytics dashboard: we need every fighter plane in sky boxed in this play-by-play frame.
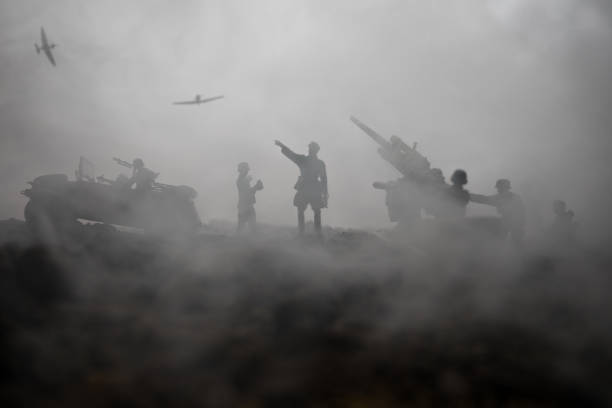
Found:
[35,27,57,66]
[172,94,224,105]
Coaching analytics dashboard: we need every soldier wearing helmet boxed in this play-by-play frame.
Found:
[471,178,526,245]
[127,158,158,191]
[275,140,328,235]
[438,169,470,219]
[236,162,263,234]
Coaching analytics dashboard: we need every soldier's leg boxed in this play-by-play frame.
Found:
[237,212,245,233]
[248,208,257,234]
[297,207,306,234]
[314,208,322,234]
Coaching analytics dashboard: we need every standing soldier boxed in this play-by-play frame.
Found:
[471,178,526,245]
[236,162,263,234]
[440,169,470,220]
[275,140,328,235]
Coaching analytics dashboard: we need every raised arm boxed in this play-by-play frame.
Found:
[275,140,301,165]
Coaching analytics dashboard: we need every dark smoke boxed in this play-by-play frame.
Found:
[1,221,611,406]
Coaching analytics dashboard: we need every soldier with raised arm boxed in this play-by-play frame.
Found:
[275,140,328,235]
[471,178,526,245]
[236,162,264,234]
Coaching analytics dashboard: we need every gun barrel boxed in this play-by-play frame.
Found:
[350,116,392,151]
[113,157,133,168]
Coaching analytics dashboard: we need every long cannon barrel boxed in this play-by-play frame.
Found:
[350,116,392,151]
[350,116,432,182]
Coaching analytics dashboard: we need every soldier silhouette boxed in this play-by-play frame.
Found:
[127,158,157,192]
[236,162,263,234]
[471,178,526,245]
[275,140,328,235]
[439,169,470,219]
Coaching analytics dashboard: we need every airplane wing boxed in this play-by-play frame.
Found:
[44,47,56,66]
[41,27,48,46]
[172,101,198,105]
[197,95,224,104]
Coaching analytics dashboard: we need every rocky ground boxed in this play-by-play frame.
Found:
[0,218,611,407]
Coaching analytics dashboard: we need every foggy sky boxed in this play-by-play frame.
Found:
[1,0,611,241]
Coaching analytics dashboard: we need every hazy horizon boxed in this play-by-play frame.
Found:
[1,0,611,242]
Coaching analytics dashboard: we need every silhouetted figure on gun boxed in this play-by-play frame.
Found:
[471,178,526,245]
[113,157,158,192]
[236,162,263,234]
[275,140,328,235]
[129,159,157,192]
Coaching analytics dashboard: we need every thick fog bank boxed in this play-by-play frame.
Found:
[1,221,611,406]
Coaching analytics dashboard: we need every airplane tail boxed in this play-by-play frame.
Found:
[35,44,40,54]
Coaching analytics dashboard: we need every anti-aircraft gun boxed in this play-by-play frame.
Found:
[350,116,432,184]
[350,116,504,241]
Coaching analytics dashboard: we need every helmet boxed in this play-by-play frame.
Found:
[238,162,250,172]
[450,169,467,186]
[132,158,144,169]
[495,178,511,191]
[308,141,320,154]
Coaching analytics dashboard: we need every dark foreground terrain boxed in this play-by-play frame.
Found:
[0,218,611,407]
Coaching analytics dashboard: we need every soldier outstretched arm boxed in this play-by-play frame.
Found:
[470,193,495,206]
[275,140,301,164]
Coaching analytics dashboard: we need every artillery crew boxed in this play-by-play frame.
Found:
[275,140,328,235]
[440,169,470,220]
[236,162,264,234]
[123,158,158,192]
[471,179,526,245]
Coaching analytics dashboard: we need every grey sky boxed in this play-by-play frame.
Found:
[1,0,611,240]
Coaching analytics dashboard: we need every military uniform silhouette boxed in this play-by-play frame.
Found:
[471,178,526,245]
[439,169,470,219]
[128,158,157,192]
[236,162,263,234]
[275,140,328,235]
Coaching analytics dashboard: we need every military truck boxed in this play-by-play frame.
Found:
[21,157,202,235]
